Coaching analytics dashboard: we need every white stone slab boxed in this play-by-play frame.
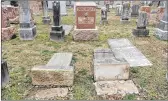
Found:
[63,25,73,35]
[108,38,152,67]
[94,80,139,96]
[46,53,73,66]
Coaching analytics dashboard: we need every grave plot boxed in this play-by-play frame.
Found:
[31,52,74,100]
[108,38,152,67]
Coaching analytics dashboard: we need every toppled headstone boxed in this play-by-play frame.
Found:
[155,2,168,41]
[100,7,108,25]
[94,80,139,96]
[42,0,51,24]
[132,11,149,36]
[120,2,131,23]
[108,38,152,67]
[131,4,140,17]
[94,49,130,81]
[31,53,74,86]
[18,0,36,40]
[1,60,9,88]
[34,88,68,100]
[73,2,99,41]
[50,1,65,42]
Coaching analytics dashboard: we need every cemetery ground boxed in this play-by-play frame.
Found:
[2,8,168,100]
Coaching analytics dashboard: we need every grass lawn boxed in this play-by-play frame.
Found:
[1,8,168,100]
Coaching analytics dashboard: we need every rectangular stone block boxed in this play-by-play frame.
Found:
[73,26,99,41]
[19,26,36,40]
[94,49,129,81]
[31,65,74,86]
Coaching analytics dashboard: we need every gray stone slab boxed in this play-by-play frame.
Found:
[94,80,139,96]
[108,38,152,67]
[94,48,130,81]
[63,25,73,35]
[46,53,73,66]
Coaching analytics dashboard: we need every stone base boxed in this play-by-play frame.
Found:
[31,66,74,86]
[94,49,129,81]
[131,14,139,17]
[2,26,16,41]
[1,60,9,88]
[155,28,168,40]
[132,28,149,37]
[19,26,36,40]
[42,16,51,24]
[100,20,108,25]
[50,26,65,42]
[73,26,99,41]
[94,80,139,96]
[120,19,130,24]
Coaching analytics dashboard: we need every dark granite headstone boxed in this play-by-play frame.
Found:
[1,60,9,88]
[100,7,108,24]
[50,1,65,42]
[106,3,110,12]
[132,11,149,36]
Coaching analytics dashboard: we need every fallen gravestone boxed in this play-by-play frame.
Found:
[73,2,99,41]
[1,60,9,88]
[50,1,65,42]
[42,0,51,24]
[31,53,74,86]
[132,11,149,36]
[93,48,129,81]
[108,38,152,67]
[100,7,108,25]
[155,2,168,41]
[94,80,139,96]
[120,2,131,24]
[18,0,36,40]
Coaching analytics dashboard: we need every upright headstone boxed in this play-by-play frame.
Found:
[60,1,67,16]
[120,2,131,23]
[105,0,110,12]
[115,5,122,16]
[29,0,42,15]
[1,60,9,88]
[131,4,140,17]
[73,2,99,41]
[42,0,51,24]
[155,2,168,40]
[140,6,151,19]
[100,7,108,24]
[50,1,65,42]
[132,11,149,36]
[18,0,36,40]
[156,6,165,22]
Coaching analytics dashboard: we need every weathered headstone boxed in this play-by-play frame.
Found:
[18,0,36,40]
[31,53,74,86]
[120,2,131,23]
[155,2,168,40]
[50,1,65,42]
[1,60,9,88]
[60,1,68,16]
[132,11,149,36]
[115,5,122,16]
[94,49,130,81]
[100,7,108,25]
[156,6,165,22]
[73,2,99,41]
[42,0,51,24]
[105,0,110,12]
[29,0,42,15]
[131,4,140,17]
[140,6,151,19]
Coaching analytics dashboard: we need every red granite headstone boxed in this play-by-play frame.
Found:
[156,7,165,21]
[76,2,96,29]
[140,6,151,19]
